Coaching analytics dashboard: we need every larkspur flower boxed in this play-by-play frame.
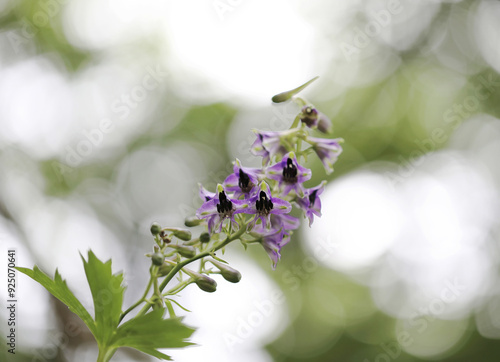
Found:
[198,183,216,202]
[196,184,249,234]
[251,227,287,270]
[296,181,326,226]
[300,105,333,133]
[247,181,291,230]
[266,152,312,197]
[250,130,290,165]
[270,213,300,233]
[223,159,263,199]
[306,137,343,174]
[252,213,301,269]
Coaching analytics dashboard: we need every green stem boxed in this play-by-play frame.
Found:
[165,299,176,317]
[118,268,154,323]
[97,346,116,362]
[164,279,192,296]
[137,225,247,316]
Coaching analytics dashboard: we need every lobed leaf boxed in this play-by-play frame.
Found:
[81,250,125,344]
[111,309,196,360]
[16,266,98,337]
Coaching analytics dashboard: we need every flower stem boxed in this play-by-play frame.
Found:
[118,268,154,323]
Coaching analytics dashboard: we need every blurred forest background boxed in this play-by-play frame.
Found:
[1,0,500,361]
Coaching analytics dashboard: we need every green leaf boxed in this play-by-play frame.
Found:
[16,266,97,337]
[272,76,319,103]
[81,250,125,344]
[111,309,195,360]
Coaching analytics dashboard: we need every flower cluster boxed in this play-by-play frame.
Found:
[195,101,343,269]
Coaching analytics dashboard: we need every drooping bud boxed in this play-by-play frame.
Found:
[184,216,202,227]
[200,232,210,243]
[151,252,164,266]
[210,260,241,283]
[150,222,162,236]
[317,113,333,134]
[194,274,217,293]
[170,245,196,258]
[174,229,192,241]
[163,227,192,241]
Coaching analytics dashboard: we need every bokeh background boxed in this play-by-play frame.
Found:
[1,0,500,361]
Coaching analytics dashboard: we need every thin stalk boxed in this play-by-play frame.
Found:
[118,268,154,323]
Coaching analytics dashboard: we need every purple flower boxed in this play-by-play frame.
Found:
[270,213,300,232]
[223,159,263,199]
[250,213,300,269]
[198,183,216,202]
[250,130,289,165]
[246,181,291,231]
[296,181,326,226]
[306,137,343,175]
[260,229,287,269]
[300,106,332,133]
[196,184,249,234]
[266,152,312,197]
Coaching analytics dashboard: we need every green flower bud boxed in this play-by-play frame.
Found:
[271,76,318,103]
[194,274,217,293]
[151,252,164,266]
[158,261,175,276]
[200,232,211,243]
[162,227,192,241]
[173,229,192,241]
[210,260,241,283]
[171,245,196,258]
[184,216,202,227]
[150,222,162,236]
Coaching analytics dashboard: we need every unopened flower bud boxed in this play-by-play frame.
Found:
[194,274,217,293]
[300,106,319,128]
[200,232,210,243]
[317,113,332,134]
[171,245,196,258]
[151,252,164,266]
[158,261,175,276]
[271,76,318,103]
[173,229,192,241]
[211,260,241,283]
[162,227,192,241]
[184,216,202,227]
[150,222,162,236]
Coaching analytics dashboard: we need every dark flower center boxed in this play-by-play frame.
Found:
[300,106,318,127]
[216,191,233,214]
[256,191,273,214]
[282,158,298,183]
[309,190,318,207]
[238,169,252,193]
